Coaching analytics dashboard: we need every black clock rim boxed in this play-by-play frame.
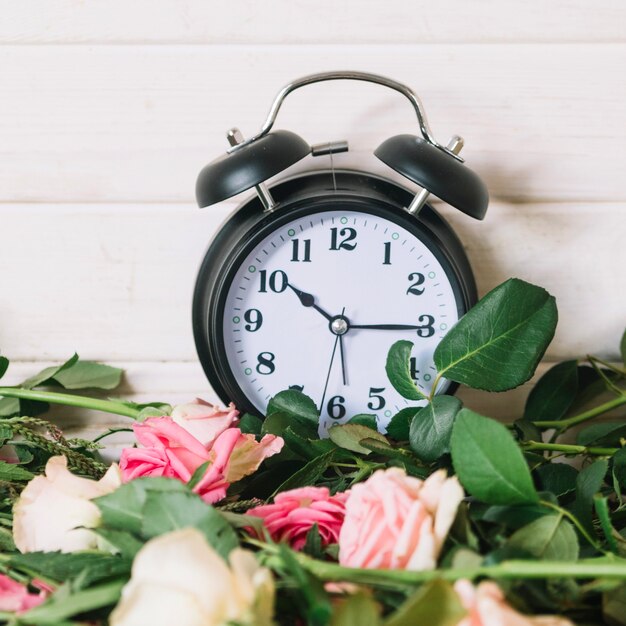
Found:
[193,171,476,417]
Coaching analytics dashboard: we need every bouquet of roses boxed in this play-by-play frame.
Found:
[0,278,625,626]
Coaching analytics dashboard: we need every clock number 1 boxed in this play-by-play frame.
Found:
[383,241,392,265]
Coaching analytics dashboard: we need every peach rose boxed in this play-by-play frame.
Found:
[0,574,47,613]
[110,528,275,626]
[171,399,239,447]
[13,456,122,553]
[454,580,574,626]
[247,486,349,550]
[338,468,464,570]
[120,417,282,504]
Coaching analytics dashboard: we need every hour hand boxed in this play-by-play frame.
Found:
[287,283,333,321]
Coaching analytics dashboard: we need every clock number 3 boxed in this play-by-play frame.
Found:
[329,227,357,251]
[416,315,435,338]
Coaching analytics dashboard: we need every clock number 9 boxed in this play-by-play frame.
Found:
[416,314,435,338]
[406,272,425,296]
[243,308,263,332]
[327,395,346,420]
[329,227,357,251]
[256,352,275,375]
[258,270,288,293]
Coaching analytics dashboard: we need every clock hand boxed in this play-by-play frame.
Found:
[319,306,346,412]
[350,323,426,330]
[286,283,333,321]
[339,333,348,386]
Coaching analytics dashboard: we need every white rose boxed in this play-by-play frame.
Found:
[13,455,121,553]
[110,528,275,626]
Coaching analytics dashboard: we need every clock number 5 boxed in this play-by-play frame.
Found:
[367,387,386,411]
[330,227,357,251]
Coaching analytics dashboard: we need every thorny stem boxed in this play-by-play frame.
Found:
[532,395,626,431]
[524,441,618,457]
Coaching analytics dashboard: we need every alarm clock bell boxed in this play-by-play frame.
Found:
[195,71,488,221]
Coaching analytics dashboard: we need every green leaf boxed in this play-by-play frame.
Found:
[187,460,211,490]
[328,424,387,455]
[267,389,319,426]
[281,427,336,460]
[386,408,417,441]
[262,412,293,436]
[535,464,578,498]
[604,583,626,625]
[595,494,619,554]
[21,354,79,389]
[273,450,336,495]
[53,361,123,390]
[331,593,381,626]
[21,579,124,624]
[92,528,144,560]
[524,360,578,421]
[451,409,538,505]
[0,461,34,482]
[385,340,426,400]
[508,515,579,561]
[613,448,626,492]
[409,396,462,463]
[577,422,626,447]
[471,503,550,529]
[141,491,238,560]
[434,278,557,391]
[384,579,466,626]
[347,414,378,430]
[239,413,263,435]
[9,552,129,584]
[572,459,608,533]
[0,356,8,380]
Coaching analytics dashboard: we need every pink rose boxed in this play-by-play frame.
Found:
[338,468,464,570]
[171,399,239,447]
[0,574,47,613]
[454,580,574,626]
[120,417,283,503]
[247,487,349,550]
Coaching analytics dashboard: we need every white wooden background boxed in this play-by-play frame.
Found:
[1,1,625,438]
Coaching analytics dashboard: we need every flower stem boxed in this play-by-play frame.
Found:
[274,551,626,586]
[0,387,141,419]
[532,395,626,431]
[524,441,618,457]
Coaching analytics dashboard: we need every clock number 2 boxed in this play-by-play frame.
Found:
[329,227,357,251]
[256,352,275,375]
[406,272,425,296]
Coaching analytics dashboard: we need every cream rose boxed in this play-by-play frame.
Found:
[171,399,239,447]
[338,468,464,570]
[13,455,121,553]
[110,528,275,626]
[454,580,574,626]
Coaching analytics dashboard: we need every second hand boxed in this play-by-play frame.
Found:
[319,306,346,413]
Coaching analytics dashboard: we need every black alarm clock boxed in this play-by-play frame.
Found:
[192,71,488,434]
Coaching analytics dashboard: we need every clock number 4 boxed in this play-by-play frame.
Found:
[330,227,357,251]
[258,270,288,293]
[291,239,311,262]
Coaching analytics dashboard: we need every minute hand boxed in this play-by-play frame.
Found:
[350,323,426,330]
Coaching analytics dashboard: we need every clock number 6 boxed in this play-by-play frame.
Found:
[367,387,386,411]
[256,352,275,375]
[244,308,263,332]
[327,395,346,420]
[258,270,288,293]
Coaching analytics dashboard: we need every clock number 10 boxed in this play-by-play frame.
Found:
[258,270,288,293]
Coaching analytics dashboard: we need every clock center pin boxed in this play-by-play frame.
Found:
[330,316,350,336]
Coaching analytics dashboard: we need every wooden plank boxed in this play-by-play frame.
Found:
[1,1,624,44]
[0,45,626,203]
[1,202,624,363]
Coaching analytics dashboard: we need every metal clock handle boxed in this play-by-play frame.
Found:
[228,71,463,162]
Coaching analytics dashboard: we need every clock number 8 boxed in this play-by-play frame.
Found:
[258,270,288,293]
[244,309,263,332]
[256,352,275,375]
[327,395,346,420]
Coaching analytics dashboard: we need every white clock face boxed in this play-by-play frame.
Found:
[222,209,460,435]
